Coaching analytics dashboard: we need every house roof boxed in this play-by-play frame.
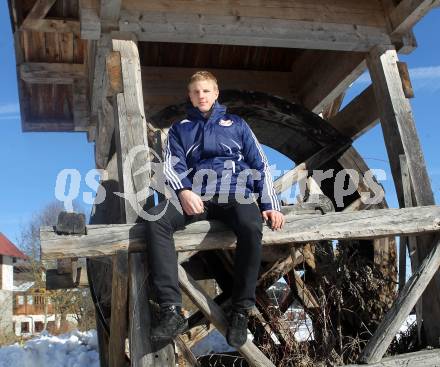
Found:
[0,233,27,259]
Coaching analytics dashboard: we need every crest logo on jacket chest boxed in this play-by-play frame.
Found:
[219,119,233,127]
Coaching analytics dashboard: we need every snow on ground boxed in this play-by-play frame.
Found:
[0,315,418,365]
[0,330,99,367]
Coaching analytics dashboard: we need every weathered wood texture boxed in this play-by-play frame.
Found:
[40,205,440,259]
[119,10,390,52]
[111,38,174,367]
[178,265,276,367]
[390,0,440,36]
[21,0,57,28]
[360,234,440,364]
[79,0,101,39]
[347,348,440,367]
[328,85,378,140]
[122,0,388,27]
[367,45,440,346]
[108,250,129,367]
[397,61,415,98]
[19,62,86,84]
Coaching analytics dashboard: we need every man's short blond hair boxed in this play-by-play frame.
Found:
[188,71,218,91]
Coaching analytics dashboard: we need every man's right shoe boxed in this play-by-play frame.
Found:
[226,309,249,348]
[151,305,188,341]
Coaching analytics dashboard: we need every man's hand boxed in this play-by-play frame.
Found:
[178,189,204,216]
[262,210,285,231]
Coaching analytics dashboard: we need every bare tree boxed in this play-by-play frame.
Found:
[16,201,96,333]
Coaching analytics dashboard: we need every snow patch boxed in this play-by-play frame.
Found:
[0,330,99,367]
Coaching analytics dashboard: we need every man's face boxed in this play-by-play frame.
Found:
[188,80,219,113]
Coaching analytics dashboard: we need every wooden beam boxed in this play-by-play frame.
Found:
[328,85,379,140]
[390,0,440,36]
[108,250,128,367]
[397,61,415,98]
[178,265,276,367]
[360,235,440,363]
[298,53,367,113]
[348,349,440,367]
[367,46,434,207]
[79,0,101,40]
[367,45,440,347]
[19,63,86,84]
[20,19,80,34]
[40,205,440,259]
[273,140,351,195]
[73,79,90,131]
[21,0,57,29]
[101,0,122,31]
[122,0,388,28]
[111,38,174,366]
[119,11,391,52]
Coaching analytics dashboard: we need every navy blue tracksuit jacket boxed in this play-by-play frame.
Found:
[164,101,280,212]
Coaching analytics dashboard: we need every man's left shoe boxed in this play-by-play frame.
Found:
[226,309,249,348]
[151,305,188,341]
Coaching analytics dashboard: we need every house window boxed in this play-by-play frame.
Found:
[17,295,24,305]
[35,295,44,305]
[34,321,44,333]
[21,322,29,333]
[27,295,33,305]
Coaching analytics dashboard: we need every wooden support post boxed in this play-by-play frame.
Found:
[399,154,422,343]
[360,235,440,363]
[178,265,276,367]
[367,45,440,346]
[109,250,129,367]
[111,38,174,366]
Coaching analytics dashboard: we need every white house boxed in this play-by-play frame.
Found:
[0,232,27,334]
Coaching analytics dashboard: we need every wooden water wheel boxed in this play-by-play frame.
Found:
[9,0,440,366]
[86,90,397,365]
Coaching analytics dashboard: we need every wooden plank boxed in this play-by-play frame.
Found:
[360,235,440,363]
[119,10,391,52]
[328,85,379,140]
[299,54,367,113]
[397,61,415,98]
[19,62,86,84]
[273,140,351,195]
[21,19,80,34]
[348,349,440,367]
[40,205,440,259]
[91,35,112,116]
[21,0,57,28]
[101,0,122,31]
[122,0,388,28]
[367,45,440,345]
[113,39,153,219]
[79,0,101,40]
[367,46,434,207]
[178,265,276,367]
[399,155,409,291]
[73,79,90,131]
[108,250,129,367]
[111,39,174,367]
[399,154,421,338]
[291,269,319,309]
[390,0,440,36]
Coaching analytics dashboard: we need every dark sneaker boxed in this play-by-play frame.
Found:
[151,305,188,341]
[226,309,249,348]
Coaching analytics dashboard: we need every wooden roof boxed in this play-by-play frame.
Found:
[7,0,439,133]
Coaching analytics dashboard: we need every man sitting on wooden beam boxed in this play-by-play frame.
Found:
[146,71,284,348]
